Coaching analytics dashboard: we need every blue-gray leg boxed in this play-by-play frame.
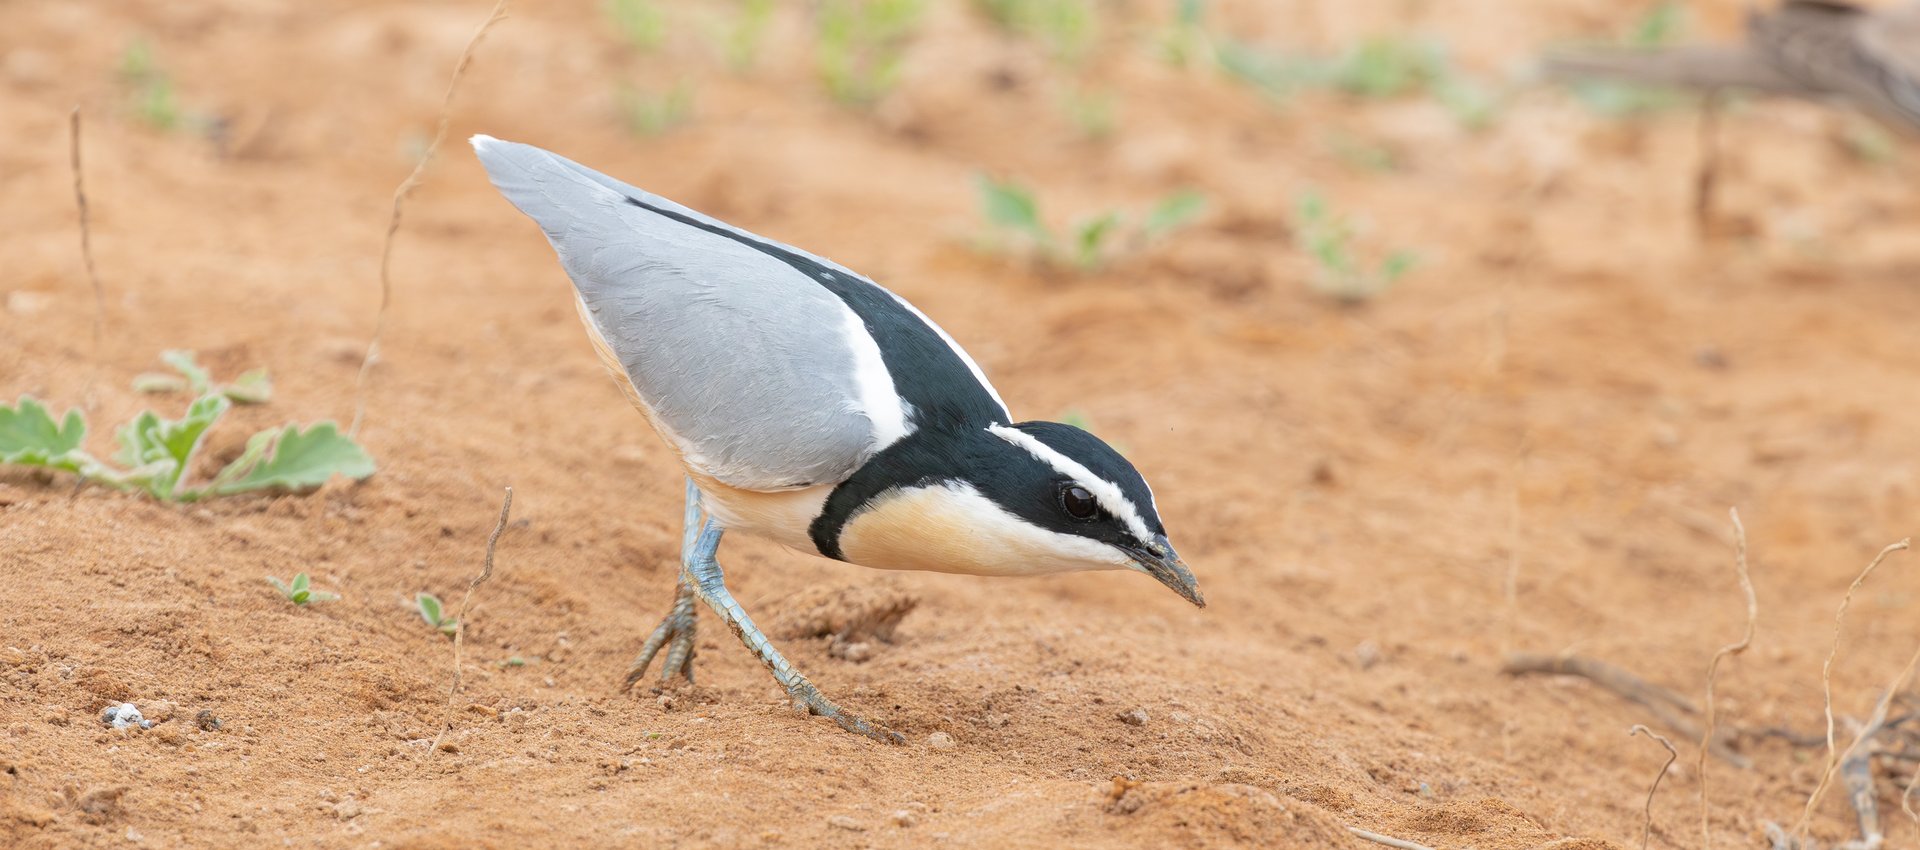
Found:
[622,482,708,690]
[675,479,903,744]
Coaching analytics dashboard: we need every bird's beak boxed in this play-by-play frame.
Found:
[1123,534,1205,608]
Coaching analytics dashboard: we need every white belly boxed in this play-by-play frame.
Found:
[694,478,833,554]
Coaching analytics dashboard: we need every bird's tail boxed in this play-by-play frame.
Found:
[469,135,636,242]
[1541,46,1820,95]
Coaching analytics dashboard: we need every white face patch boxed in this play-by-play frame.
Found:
[985,424,1157,546]
[838,481,1133,576]
[837,304,913,450]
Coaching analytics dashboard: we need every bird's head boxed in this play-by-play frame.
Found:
[825,421,1204,608]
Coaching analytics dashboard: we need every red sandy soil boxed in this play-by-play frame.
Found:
[5,1,1920,848]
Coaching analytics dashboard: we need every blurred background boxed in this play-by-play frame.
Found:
[3,1,1920,848]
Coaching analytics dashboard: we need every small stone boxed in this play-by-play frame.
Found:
[100,704,151,730]
[1169,710,1194,724]
[6,291,52,316]
[835,641,874,663]
[333,799,362,820]
[1118,709,1149,727]
[436,740,459,753]
[925,731,955,750]
[1353,641,1381,670]
[827,815,865,831]
[889,809,917,828]
[194,710,222,732]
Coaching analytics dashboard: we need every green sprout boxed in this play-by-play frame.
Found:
[972,0,1099,64]
[608,0,667,52]
[1210,31,1504,130]
[719,0,776,72]
[815,0,926,107]
[415,593,459,636]
[268,573,339,606]
[1157,0,1211,68]
[1062,87,1118,141]
[976,176,1206,271]
[131,350,272,404]
[617,81,695,136]
[118,39,183,132]
[0,355,374,502]
[1569,1,1691,116]
[1293,190,1416,304]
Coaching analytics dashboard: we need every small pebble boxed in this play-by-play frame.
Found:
[194,710,222,732]
[1118,709,1149,727]
[925,731,955,750]
[890,809,917,828]
[100,704,151,731]
[827,815,865,832]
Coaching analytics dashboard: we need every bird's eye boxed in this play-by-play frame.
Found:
[1060,484,1097,520]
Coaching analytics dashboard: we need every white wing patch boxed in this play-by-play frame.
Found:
[986,424,1156,545]
[838,303,914,450]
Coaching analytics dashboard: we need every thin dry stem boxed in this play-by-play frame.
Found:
[1698,507,1758,850]
[1901,764,1920,848]
[1348,827,1435,850]
[1631,724,1679,850]
[424,486,512,760]
[1800,640,1920,844]
[1694,89,1726,241]
[69,107,105,363]
[1796,539,1912,840]
[1502,651,1750,767]
[351,0,510,436]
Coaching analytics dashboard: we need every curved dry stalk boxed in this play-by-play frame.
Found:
[1631,724,1679,850]
[1901,764,1920,848]
[351,0,510,436]
[1698,507,1758,850]
[423,486,512,761]
[1348,827,1436,850]
[1794,539,1911,841]
[69,107,105,361]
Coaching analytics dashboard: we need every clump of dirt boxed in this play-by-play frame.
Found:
[771,582,919,662]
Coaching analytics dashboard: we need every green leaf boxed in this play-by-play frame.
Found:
[267,576,291,597]
[0,397,87,466]
[290,588,311,605]
[308,590,340,603]
[212,423,376,495]
[977,175,1047,239]
[416,593,443,626]
[115,394,231,498]
[160,350,213,395]
[223,369,273,404]
[292,573,310,593]
[1072,212,1122,269]
[131,374,189,394]
[1144,191,1207,239]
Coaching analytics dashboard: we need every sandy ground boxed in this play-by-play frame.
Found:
[5,1,1920,847]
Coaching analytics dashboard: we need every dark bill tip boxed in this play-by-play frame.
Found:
[1126,534,1205,608]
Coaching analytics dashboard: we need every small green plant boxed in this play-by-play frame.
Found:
[815,0,927,106]
[617,81,695,136]
[608,0,667,52]
[1568,1,1691,116]
[1062,87,1118,140]
[1293,190,1416,304]
[972,0,1099,64]
[131,350,272,403]
[268,573,339,606]
[0,356,374,501]
[976,177,1206,271]
[718,0,776,72]
[1157,0,1211,68]
[1210,32,1503,130]
[415,593,458,636]
[118,39,183,132]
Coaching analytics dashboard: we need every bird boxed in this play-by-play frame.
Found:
[1543,1,1920,133]
[471,136,1203,743]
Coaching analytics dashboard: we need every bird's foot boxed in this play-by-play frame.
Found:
[782,675,904,744]
[623,580,698,691]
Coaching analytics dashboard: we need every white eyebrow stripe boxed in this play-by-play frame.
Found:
[986,424,1155,545]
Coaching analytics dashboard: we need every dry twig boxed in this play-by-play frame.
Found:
[1796,539,1911,840]
[1800,640,1920,845]
[352,0,510,435]
[1630,724,1679,850]
[69,107,105,361]
[424,486,512,759]
[1699,507,1758,849]
[1348,827,1435,850]
[1502,652,1749,767]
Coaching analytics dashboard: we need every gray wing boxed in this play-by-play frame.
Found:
[472,135,899,491]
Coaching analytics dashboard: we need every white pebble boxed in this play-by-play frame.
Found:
[100,703,151,730]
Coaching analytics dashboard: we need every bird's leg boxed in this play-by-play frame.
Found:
[621,480,707,691]
[677,482,904,744]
